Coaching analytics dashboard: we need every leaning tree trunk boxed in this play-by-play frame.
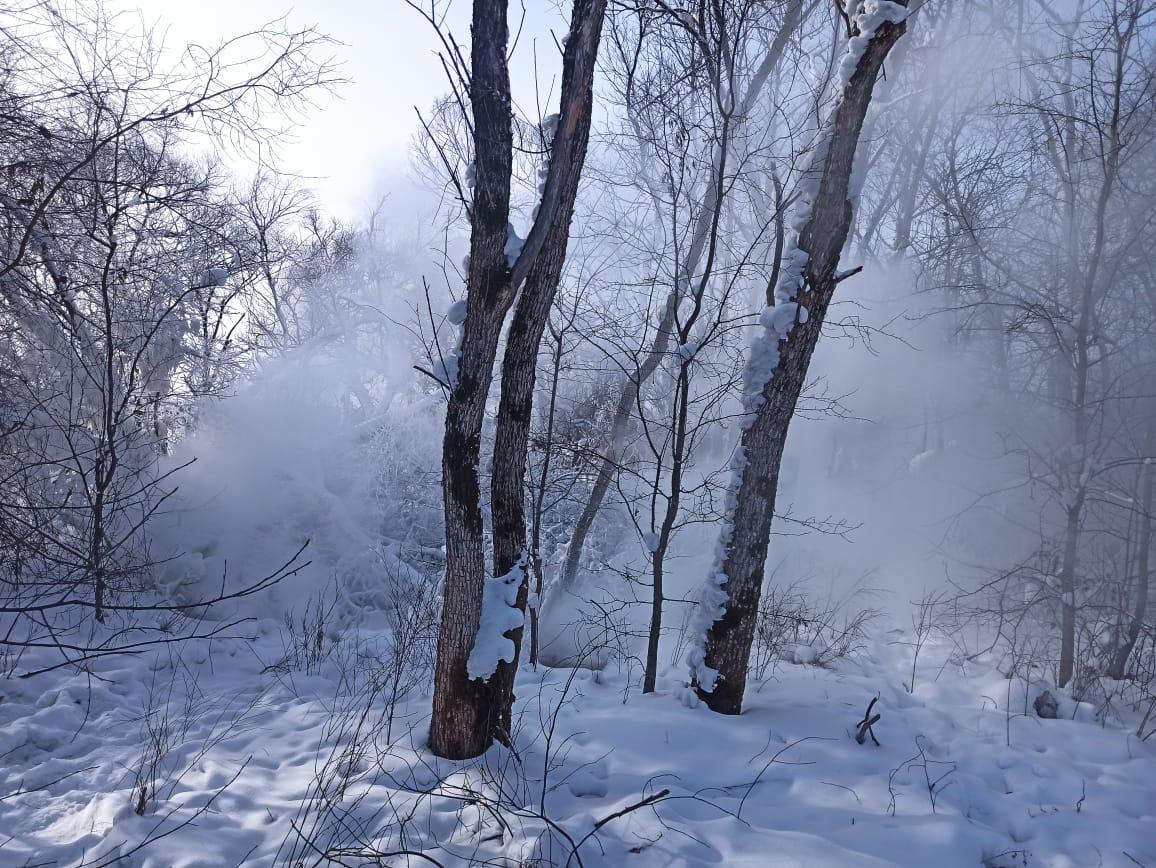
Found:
[557,1,803,595]
[689,1,908,715]
[430,0,606,760]
[489,0,607,734]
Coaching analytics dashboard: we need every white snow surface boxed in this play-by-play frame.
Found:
[2,629,1153,866]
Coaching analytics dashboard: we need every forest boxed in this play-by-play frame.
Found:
[1,0,1155,865]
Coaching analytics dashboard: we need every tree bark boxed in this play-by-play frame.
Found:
[429,0,517,761]
[695,2,908,714]
[489,0,607,731]
[527,326,565,667]
[430,0,606,760]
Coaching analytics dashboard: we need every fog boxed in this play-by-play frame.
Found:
[134,0,1153,663]
[3,1,1155,863]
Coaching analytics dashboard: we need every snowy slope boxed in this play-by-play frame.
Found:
[1,625,1153,867]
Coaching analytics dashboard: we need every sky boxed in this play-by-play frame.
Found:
[121,0,569,221]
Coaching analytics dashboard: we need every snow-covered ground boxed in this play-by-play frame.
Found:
[2,624,1153,867]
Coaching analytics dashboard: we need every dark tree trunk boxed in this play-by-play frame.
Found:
[643,363,693,693]
[1057,492,1084,689]
[644,549,665,693]
[429,0,517,761]
[695,3,908,715]
[488,0,605,732]
[430,0,606,760]
[527,329,565,667]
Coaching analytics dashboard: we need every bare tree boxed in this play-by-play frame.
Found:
[426,0,608,760]
[0,2,330,664]
[557,0,807,597]
[688,0,909,714]
[901,0,1156,692]
[1112,426,1154,679]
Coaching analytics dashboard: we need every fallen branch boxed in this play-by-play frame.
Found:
[855,696,881,745]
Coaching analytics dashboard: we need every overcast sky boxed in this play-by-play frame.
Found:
[120,1,569,221]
